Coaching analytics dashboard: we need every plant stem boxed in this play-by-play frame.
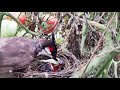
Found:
[3,12,40,36]
[0,12,5,37]
[95,58,112,78]
[113,60,118,78]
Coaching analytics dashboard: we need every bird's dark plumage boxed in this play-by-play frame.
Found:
[0,37,35,67]
[0,36,57,77]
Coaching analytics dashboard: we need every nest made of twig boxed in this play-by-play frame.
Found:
[13,48,81,78]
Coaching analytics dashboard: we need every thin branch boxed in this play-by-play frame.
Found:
[97,12,106,23]
[3,12,40,36]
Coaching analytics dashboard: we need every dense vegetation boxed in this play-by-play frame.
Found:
[0,12,120,78]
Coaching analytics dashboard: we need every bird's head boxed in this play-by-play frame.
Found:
[34,33,58,64]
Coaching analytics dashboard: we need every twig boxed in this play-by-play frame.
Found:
[3,12,40,36]
[18,12,22,18]
[97,12,106,23]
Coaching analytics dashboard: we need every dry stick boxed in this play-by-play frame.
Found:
[60,28,72,48]
[97,12,106,23]
[81,12,116,77]
[62,13,74,41]
[61,14,77,48]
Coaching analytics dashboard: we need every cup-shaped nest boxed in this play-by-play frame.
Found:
[13,48,82,78]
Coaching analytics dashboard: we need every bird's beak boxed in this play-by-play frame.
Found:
[39,58,64,65]
[40,59,59,65]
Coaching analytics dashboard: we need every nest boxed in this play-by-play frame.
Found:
[12,48,82,78]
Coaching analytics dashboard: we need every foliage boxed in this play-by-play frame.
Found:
[1,12,120,78]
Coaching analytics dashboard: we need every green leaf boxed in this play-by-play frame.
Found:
[101,70,110,78]
[95,54,113,78]
[82,30,116,78]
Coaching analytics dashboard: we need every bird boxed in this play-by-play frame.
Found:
[0,33,59,77]
[39,58,65,72]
